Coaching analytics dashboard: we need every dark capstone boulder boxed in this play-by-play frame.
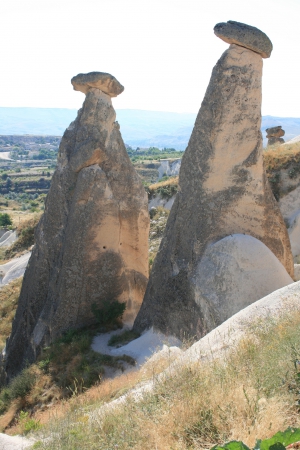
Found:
[266,126,285,145]
[71,71,124,97]
[214,20,273,58]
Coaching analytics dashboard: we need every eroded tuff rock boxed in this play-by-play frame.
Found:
[191,234,293,328]
[214,20,273,58]
[266,125,285,146]
[134,24,293,340]
[3,72,149,380]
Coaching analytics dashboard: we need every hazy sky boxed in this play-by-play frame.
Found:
[1,0,300,116]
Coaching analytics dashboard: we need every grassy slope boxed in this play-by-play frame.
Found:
[1,143,300,442]
[264,141,300,171]
[31,310,300,449]
[0,278,22,350]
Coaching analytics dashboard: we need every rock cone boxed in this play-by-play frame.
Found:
[3,72,149,380]
[134,25,293,340]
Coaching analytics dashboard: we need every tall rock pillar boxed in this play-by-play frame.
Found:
[134,22,294,340]
[4,72,149,380]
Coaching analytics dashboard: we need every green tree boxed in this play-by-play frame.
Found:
[0,213,12,227]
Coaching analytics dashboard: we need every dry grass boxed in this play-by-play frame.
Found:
[0,324,136,432]
[148,175,179,192]
[4,215,40,259]
[15,214,40,234]
[30,311,300,449]
[4,210,42,229]
[0,278,22,350]
[264,142,300,200]
[264,141,300,171]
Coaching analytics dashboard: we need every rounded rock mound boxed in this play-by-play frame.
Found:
[214,20,273,58]
[193,234,293,326]
[71,71,124,97]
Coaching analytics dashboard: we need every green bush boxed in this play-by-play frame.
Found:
[212,427,300,450]
[0,212,12,227]
[0,368,36,414]
[156,183,178,199]
[19,410,41,434]
[37,325,135,391]
[92,300,126,327]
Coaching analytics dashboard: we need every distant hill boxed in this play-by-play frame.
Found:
[1,107,300,149]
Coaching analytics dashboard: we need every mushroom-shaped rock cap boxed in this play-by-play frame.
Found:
[266,126,285,137]
[71,72,124,97]
[214,21,273,58]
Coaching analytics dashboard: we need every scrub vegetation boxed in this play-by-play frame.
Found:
[24,309,300,449]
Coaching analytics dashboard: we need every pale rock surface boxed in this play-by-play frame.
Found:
[214,20,273,58]
[3,72,149,381]
[157,159,181,180]
[279,185,300,224]
[92,327,181,367]
[0,152,13,161]
[0,230,9,240]
[288,212,300,260]
[294,264,300,281]
[279,188,300,260]
[284,134,300,145]
[180,280,300,365]
[0,231,10,245]
[148,195,175,211]
[0,231,17,248]
[0,433,34,449]
[193,234,293,329]
[134,26,293,340]
[0,252,31,286]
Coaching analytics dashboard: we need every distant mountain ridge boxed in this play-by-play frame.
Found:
[1,107,300,149]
